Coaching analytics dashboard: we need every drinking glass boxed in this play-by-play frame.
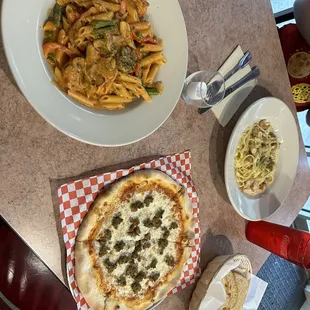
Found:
[182,70,226,109]
[246,221,310,269]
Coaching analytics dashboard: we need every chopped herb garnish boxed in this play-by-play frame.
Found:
[170,222,178,229]
[91,19,119,29]
[47,3,65,28]
[165,255,175,266]
[114,241,125,252]
[112,214,123,229]
[144,195,153,206]
[103,258,116,273]
[99,244,109,257]
[149,272,160,282]
[130,201,144,211]
[143,218,153,228]
[126,264,138,277]
[47,53,55,63]
[146,87,160,96]
[149,258,157,268]
[118,255,130,264]
[44,30,54,42]
[131,282,141,293]
[117,276,126,286]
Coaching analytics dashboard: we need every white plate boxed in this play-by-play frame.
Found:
[1,0,188,146]
[224,97,299,221]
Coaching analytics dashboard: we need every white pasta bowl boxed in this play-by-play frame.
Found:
[1,0,188,146]
[224,97,299,221]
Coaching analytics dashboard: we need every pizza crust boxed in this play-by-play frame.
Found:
[75,241,107,309]
[132,169,183,193]
[111,170,183,203]
[76,193,113,241]
[105,291,154,310]
[172,187,196,246]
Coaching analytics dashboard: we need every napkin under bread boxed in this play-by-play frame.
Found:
[212,45,256,126]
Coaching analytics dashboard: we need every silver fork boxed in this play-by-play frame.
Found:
[224,51,252,81]
[204,51,253,103]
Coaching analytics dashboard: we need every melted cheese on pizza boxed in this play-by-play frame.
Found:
[93,190,185,299]
[97,190,183,242]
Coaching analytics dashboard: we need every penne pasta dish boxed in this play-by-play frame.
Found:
[42,0,166,110]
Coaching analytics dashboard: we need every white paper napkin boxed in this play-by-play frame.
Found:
[212,45,257,126]
[243,274,268,310]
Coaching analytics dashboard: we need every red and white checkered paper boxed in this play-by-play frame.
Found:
[58,151,201,310]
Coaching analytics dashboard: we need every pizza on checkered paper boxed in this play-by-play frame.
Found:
[75,170,195,310]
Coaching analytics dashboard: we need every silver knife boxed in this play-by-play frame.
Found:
[223,66,260,99]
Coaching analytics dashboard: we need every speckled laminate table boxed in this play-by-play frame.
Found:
[1,0,310,308]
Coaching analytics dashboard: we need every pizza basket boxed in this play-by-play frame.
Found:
[58,151,201,310]
[189,254,252,310]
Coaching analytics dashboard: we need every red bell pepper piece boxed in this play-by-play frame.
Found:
[134,62,140,77]
[132,32,158,45]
